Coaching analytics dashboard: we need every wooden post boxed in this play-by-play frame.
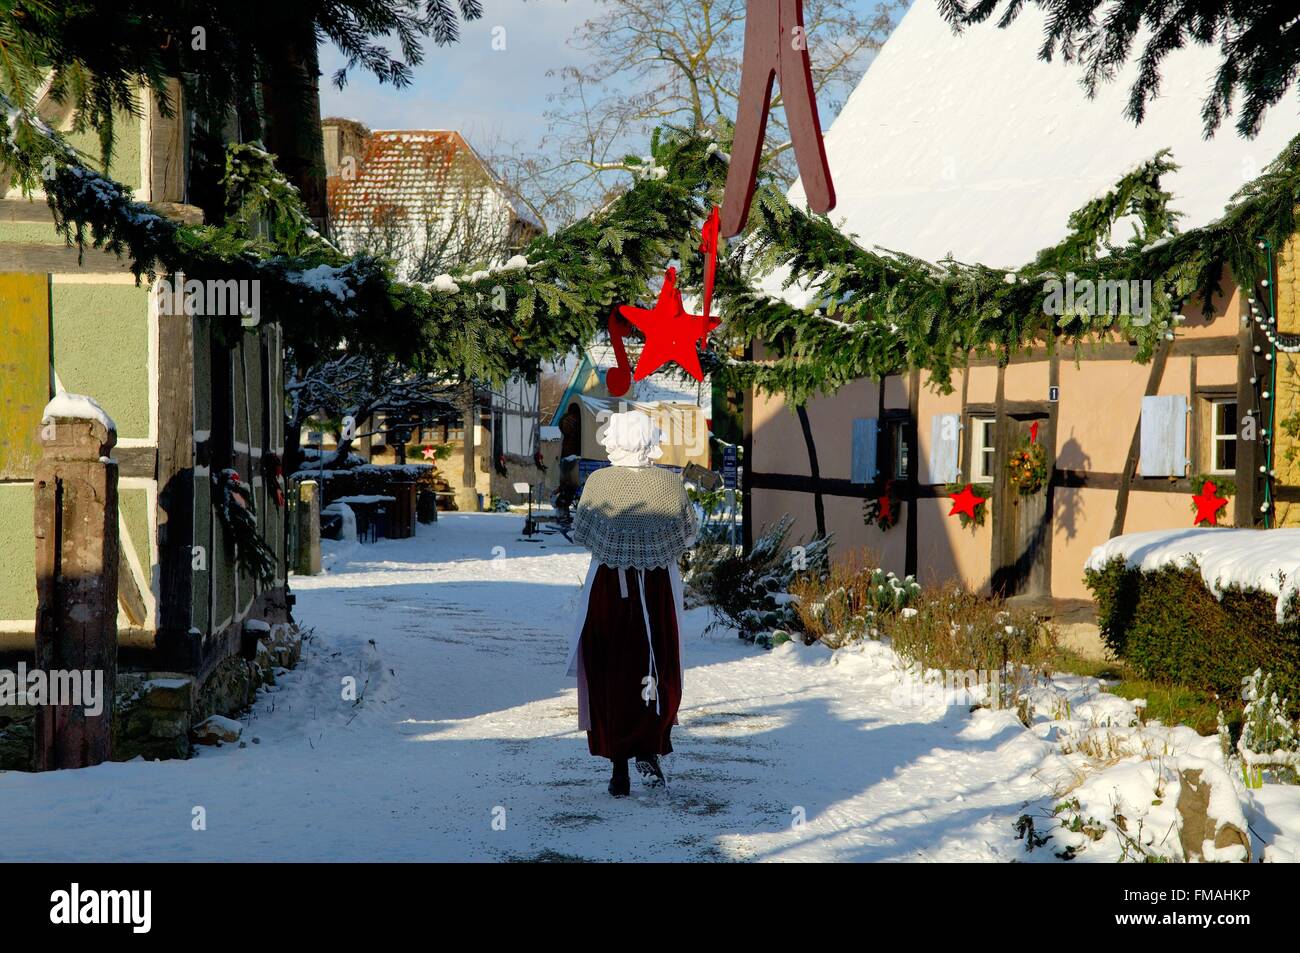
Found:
[296,480,321,575]
[457,382,480,512]
[33,410,119,770]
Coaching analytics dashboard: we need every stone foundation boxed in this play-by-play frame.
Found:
[0,620,303,769]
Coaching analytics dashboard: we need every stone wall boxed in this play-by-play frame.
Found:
[0,620,303,768]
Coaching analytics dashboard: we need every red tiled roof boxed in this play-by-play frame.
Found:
[327,129,540,232]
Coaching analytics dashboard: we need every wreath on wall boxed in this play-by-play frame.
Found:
[1007,437,1049,497]
[862,478,901,531]
[944,482,992,529]
[213,468,278,586]
[1189,473,1235,507]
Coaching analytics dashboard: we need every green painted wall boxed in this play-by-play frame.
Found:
[52,283,150,439]
[120,487,152,583]
[0,486,36,620]
[0,222,66,244]
[65,111,142,192]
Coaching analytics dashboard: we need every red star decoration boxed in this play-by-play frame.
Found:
[948,483,987,520]
[877,493,892,525]
[1192,480,1228,526]
[699,206,720,324]
[421,445,438,461]
[619,267,719,383]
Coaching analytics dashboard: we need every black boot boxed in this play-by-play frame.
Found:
[635,754,666,788]
[608,758,630,798]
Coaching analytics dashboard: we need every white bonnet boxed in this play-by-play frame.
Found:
[599,411,664,467]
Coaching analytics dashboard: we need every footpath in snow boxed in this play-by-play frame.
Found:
[0,513,1296,861]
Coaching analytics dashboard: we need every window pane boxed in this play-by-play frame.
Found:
[1217,438,1236,472]
[1216,401,1237,438]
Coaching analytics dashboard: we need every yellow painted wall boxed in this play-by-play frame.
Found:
[1274,231,1300,527]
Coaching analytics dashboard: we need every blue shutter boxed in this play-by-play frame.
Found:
[851,418,878,484]
[1139,395,1189,476]
[929,413,961,484]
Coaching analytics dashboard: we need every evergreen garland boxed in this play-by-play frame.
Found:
[212,468,278,586]
[5,80,1300,412]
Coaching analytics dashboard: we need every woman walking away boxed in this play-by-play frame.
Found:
[565,411,698,797]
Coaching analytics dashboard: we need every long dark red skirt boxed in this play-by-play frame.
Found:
[580,564,682,760]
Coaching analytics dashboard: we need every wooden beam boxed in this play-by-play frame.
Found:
[155,312,196,663]
[0,242,135,274]
[905,368,920,577]
[962,336,1237,368]
[112,445,157,479]
[116,544,148,626]
[1236,304,1262,526]
[742,343,753,553]
[794,404,825,538]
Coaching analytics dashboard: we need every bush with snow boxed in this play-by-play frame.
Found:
[1087,556,1300,711]
[684,514,830,645]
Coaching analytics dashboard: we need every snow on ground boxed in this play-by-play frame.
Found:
[0,513,1296,861]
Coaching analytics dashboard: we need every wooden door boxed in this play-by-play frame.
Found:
[990,408,1054,597]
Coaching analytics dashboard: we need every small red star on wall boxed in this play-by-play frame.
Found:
[948,484,986,520]
[1192,480,1228,526]
[619,267,719,382]
[421,445,438,461]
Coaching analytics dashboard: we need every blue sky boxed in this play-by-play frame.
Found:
[318,0,894,155]
[318,0,605,150]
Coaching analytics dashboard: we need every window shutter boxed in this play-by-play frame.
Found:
[929,413,960,484]
[851,418,878,484]
[1139,395,1189,476]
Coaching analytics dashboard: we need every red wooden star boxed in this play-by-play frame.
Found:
[948,483,987,520]
[1192,480,1228,526]
[619,267,719,382]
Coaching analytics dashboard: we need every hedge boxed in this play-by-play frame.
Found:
[1086,558,1300,713]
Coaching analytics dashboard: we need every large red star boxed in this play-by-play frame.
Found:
[619,267,719,382]
[1192,480,1228,526]
[948,484,987,521]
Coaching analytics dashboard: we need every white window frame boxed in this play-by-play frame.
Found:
[969,415,996,483]
[1209,398,1238,475]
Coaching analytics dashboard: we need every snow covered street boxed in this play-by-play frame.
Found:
[1,513,1297,862]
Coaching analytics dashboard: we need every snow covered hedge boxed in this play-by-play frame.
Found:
[1085,529,1300,710]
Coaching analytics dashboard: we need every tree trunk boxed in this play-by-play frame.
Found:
[457,382,480,511]
[258,10,329,231]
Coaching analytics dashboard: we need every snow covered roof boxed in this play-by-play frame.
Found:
[788,0,1300,269]
[327,129,542,235]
